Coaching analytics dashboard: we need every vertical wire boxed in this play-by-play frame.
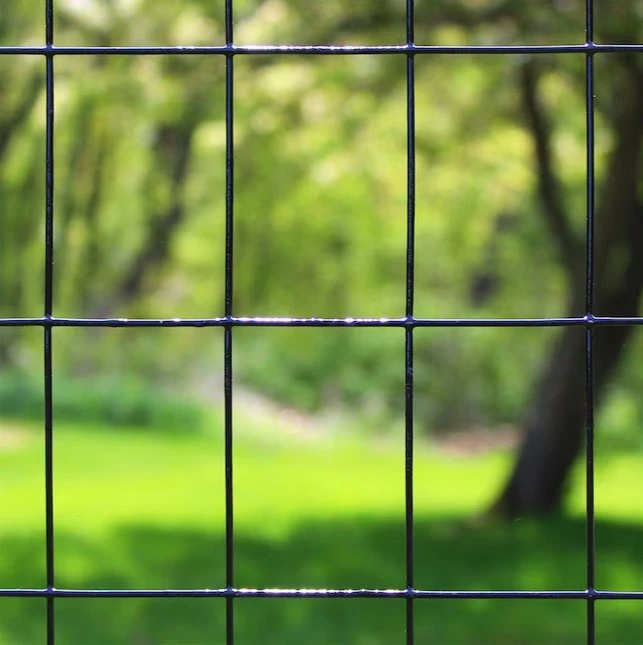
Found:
[584,1,596,643]
[224,1,235,644]
[404,328,414,644]
[44,1,56,643]
[224,326,234,645]
[405,2,416,643]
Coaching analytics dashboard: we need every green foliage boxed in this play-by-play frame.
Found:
[235,328,404,419]
[414,328,555,432]
[0,1,640,439]
[0,370,205,431]
[235,325,558,435]
[598,331,643,452]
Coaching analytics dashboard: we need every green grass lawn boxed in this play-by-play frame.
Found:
[1,415,643,644]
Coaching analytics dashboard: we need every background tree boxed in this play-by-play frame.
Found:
[493,48,643,516]
[1,1,641,519]
[233,0,643,517]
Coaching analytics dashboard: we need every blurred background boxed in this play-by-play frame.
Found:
[1,1,643,643]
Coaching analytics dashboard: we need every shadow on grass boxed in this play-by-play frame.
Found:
[1,516,642,644]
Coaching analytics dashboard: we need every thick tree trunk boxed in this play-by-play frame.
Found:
[493,217,643,516]
[492,213,643,517]
[492,319,638,517]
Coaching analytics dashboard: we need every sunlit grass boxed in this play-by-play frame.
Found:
[2,415,512,533]
[2,416,643,644]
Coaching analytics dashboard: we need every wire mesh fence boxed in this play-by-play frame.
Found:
[0,1,643,644]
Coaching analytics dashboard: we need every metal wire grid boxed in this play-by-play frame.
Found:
[1,1,643,644]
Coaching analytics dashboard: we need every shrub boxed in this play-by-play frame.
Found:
[0,369,205,432]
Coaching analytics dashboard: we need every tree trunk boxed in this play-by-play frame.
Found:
[492,318,639,517]
[493,212,643,516]
[91,123,195,316]
[493,215,643,518]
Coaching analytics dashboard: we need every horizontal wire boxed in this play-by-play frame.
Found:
[0,588,642,600]
[0,316,642,328]
[0,44,641,56]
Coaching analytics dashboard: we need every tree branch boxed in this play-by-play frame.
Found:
[519,60,581,282]
[594,62,643,286]
[325,0,518,41]
[94,122,196,316]
[0,70,43,160]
